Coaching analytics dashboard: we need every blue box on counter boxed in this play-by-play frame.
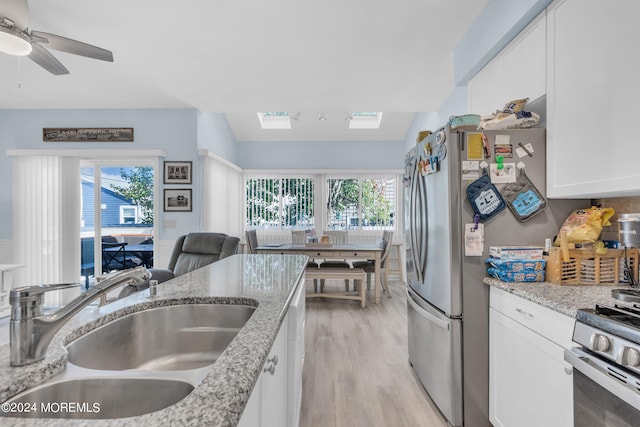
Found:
[485,258,547,282]
[486,268,545,282]
[486,258,546,272]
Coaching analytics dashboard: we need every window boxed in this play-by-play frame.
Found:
[244,173,398,233]
[327,176,395,230]
[245,177,314,229]
[120,206,139,224]
[347,112,383,129]
[257,112,292,129]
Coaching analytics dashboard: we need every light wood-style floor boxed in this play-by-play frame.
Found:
[299,279,448,427]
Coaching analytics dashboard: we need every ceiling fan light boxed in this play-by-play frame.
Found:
[0,26,32,56]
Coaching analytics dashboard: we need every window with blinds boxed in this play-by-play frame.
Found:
[327,176,395,230]
[245,177,314,230]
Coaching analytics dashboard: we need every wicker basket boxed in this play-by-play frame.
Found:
[545,247,639,285]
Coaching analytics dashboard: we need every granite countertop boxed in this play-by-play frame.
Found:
[0,254,308,426]
[484,277,635,318]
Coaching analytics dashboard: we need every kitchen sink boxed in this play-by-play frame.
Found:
[67,303,256,371]
[0,377,194,419]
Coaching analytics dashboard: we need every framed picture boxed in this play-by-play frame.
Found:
[164,161,192,184]
[43,127,134,142]
[164,189,192,212]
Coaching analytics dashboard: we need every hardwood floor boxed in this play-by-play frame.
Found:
[300,280,448,427]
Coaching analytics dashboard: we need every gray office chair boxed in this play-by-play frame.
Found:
[353,230,394,296]
[118,232,240,298]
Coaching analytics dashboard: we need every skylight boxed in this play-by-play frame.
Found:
[347,112,383,129]
[258,112,292,130]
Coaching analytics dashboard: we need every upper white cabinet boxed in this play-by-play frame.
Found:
[469,12,546,116]
[546,0,640,198]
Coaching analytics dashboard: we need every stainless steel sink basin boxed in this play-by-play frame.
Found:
[0,377,194,419]
[67,303,256,371]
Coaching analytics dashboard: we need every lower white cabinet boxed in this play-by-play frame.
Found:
[489,287,573,427]
[261,318,288,427]
[238,315,288,427]
[238,279,304,427]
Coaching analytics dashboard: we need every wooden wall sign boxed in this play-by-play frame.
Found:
[43,128,134,142]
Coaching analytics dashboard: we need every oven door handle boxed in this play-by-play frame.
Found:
[564,347,640,410]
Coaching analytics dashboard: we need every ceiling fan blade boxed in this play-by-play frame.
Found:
[30,30,113,62]
[1,0,29,29]
[28,42,69,75]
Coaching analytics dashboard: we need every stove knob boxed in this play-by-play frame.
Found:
[620,347,640,368]
[589,333,611,352]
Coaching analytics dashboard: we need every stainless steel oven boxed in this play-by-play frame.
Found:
[565,304,640,426]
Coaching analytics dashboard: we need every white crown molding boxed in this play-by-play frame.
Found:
[6,149,167,158]
[197,149,242,173]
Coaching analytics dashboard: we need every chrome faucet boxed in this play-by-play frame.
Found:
[9,266,151,366]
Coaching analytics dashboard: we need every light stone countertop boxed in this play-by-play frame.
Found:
[483,277,637,318]
[0,254,308,426]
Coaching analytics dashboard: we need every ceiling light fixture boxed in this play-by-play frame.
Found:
[318,113,328,121]
[0,21,32,56]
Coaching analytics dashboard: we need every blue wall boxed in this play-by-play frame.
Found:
[236,139,405,170]
[0,108,200,240]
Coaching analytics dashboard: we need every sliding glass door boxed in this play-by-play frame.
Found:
[80,162,155,288]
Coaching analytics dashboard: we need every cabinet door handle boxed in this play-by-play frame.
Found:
[267,354,279,366]
[564,366,573,376]
[263,363,275,375]
[515,308,534,318]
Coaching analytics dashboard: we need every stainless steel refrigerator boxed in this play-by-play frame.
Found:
[404,125,586,427]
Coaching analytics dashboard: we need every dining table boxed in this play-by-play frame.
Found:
[255,242,384,304]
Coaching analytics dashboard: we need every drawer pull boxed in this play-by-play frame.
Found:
[515,308,534,318]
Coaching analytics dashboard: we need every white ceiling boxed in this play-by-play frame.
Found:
[0,0,488,142]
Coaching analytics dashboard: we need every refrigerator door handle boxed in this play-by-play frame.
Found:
[406,287,450,331]
[418,171,429,280]
[410,165,423,283]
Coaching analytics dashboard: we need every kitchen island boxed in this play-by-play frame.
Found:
[0,254,308,426]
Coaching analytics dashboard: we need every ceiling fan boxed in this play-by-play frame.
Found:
[0,0,113,75]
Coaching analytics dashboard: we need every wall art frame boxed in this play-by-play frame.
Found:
[163,188,192,212]
[163,161,192,184]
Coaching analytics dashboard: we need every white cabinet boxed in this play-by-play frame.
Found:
[238,316,288,427]
[546,0,640,198]
[238,279,304,427]
[489,287,573,427]
[261,318,288,427]
[468,11,546,116]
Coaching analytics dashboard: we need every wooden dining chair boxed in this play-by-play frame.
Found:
[319,230,351,291]
[245,229,259,254]
[291,230,320,291]
[352,230,394,297]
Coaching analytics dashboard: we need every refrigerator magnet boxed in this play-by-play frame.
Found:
[466,133,484,160]
[516,142,535,158]
[461,161,480,181]
[489,162,517,184]
[437,143,447,161]
[465,223,484,256]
